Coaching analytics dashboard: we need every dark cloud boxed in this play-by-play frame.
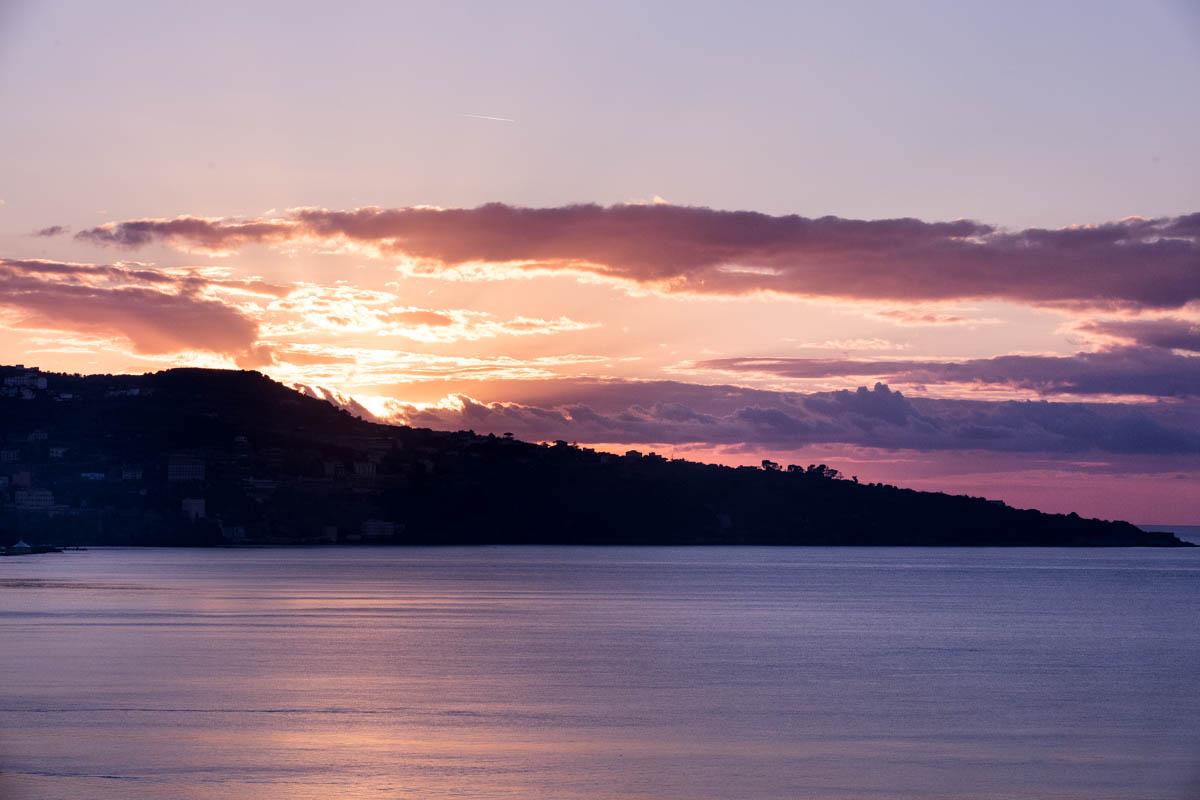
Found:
[0,257,263,358]
[1076,318,1200,353]
[77,217,293,250]
[33,225,67,237]
[75,204,1200,309]
[1,257,177,285]
[694,347,1200,398]
[388,379,1200,456]
[0,257,288,296]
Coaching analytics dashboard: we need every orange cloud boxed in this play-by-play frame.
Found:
[261,283,594,343]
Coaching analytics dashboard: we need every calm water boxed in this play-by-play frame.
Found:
[1,547,1198,800]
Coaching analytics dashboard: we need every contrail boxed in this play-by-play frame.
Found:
[462,113,515,123]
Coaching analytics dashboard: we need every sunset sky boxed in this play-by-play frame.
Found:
[1,1,1198,522]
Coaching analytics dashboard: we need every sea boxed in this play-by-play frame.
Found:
[1,546,1198,800]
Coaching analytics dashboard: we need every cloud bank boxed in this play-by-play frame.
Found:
[263,284,594,343]
[386,379,1200,457]
[76,204,1200,308]
[1074,317,1200,353]
[0,257,596,367]
[0,258,264,360]
[694,347,1200,398]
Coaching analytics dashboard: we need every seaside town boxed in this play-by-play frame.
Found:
[1,365,1185,549]
[1,365,414,547]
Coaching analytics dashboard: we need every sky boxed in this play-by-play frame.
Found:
[1,0,1198,523]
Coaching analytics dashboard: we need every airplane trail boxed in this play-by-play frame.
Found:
[462,113,515,123]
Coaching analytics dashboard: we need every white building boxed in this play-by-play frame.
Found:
[168,454,206,482]
[362,519,398,539]
[14,488,54,511]
[181,498,206,521]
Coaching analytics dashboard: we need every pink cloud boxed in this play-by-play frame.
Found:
[0,257,263,360]
[76,204,1200,308]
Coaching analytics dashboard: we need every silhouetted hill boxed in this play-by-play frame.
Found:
[0,365,1188,547]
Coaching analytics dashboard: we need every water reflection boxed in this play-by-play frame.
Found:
[2,547,1198,799]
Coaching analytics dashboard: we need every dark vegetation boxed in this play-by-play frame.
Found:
[0,365,1187,547]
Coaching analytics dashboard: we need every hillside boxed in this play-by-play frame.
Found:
[0,365,1187,547]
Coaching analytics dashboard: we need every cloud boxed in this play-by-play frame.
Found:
[77,216,295,253]
[261,283,595,343]
[290,384,380,421]
[1074,317,1200,353]
[260,344,612,387]
[75,204,1200,309]
[0,254,599,375]
[0,257,263,360]
[870,308,998,326]
[693,347,1200,398]
[790,337,909,351]
[388,310,454,327]
[382,378,1200,456]
[33,225,67,237]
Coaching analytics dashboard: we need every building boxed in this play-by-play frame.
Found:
[49,446,68,459]
[181,498,206,521]
[364,438,394,463]
[167,454,206,482]
[361,519,399,539]
[14,488,54,511]
[219,523,247,543]
[0,449,19,463]
[121,466,144,480]
[261,447,286,468]
[243,478,277,500]
[80,472,106,481]
[3,372,47,390]
[353,461,377,477]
